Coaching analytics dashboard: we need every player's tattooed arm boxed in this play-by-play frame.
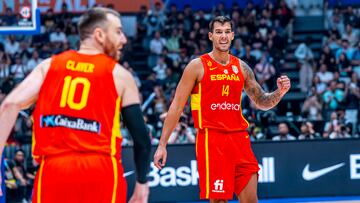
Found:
[241,60,285,111]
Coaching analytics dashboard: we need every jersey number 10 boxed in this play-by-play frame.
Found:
[60,76,91,110]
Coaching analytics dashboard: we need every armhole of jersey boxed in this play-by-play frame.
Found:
[236,57,245,84]
[110,61,121,98]
[198,55,207,83]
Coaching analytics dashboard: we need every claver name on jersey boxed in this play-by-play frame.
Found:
[210,74,240,81]
[66,60,95,73]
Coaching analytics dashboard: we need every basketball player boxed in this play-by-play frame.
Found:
[0,8,150,203]
[154,16,291,203]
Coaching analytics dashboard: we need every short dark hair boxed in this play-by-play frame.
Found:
[77,7,120,41]
[209,16,233,32]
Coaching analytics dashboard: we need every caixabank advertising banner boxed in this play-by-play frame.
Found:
[122,139,360,202]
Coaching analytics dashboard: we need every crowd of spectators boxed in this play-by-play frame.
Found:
[0,1,360,201]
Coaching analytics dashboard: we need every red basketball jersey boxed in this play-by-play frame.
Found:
[32,50,122,160]
[191,53,249,131]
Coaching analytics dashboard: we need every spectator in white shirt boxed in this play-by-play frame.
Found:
[4,35,20,55]
[295,39,314,92]
[316,63,334,84]
[27,51,43,72]
[50,27,67,43]
[148,31,166,67]
[153,56,168,83]
[272,122,296,141]
[10,55,28,84]
[150,31,166,55]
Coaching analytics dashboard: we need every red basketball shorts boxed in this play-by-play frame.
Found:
[196,128,259,199]
[32,153,127,203]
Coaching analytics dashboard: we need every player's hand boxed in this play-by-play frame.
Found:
[128,182,149,203]
[277,75,291,96]
[153,145,167,170]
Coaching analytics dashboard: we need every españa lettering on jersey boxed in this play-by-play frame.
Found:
[210,74,240,81]
[190,54,249,131]
[32,50,122,160]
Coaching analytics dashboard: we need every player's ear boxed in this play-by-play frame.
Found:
[94,27,106,45]
[208,31,213,42]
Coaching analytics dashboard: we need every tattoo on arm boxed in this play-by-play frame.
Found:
[241,60,283,111]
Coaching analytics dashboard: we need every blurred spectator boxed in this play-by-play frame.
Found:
[43,8,56,31]
[10,54,28,85]
[248,122,266,141]
[141,72,158,99]
[163,67,179,90]
[27,51,43,72]
[327,7,345,33]
[174,48,190,72]
[18,41,32,60]
[254,52,276,91]
[166,3,178,28]
[316,63,334,84]
[312,76,327,95]
[341,24,358,47]
[277,0,295,41]
[8,150,32,202]
[323,111,341,138]
[144,116,159,145]
[213,2,227,17]
[14,114,32,144]
[272,123,296,141]
[320,45,336,72]
[149,31,166,68]
[343,6,358,26]
[323,81,345,111]
[344,72,360,133]
[136,5,148,41]
[67,26,80,49]
[337,53,352,81]
[326,32,341,53]
[166,28,181,61]
[3,7,17,26]
[195,10,209,29]
[302,94,323,121]
[352,42,360,78]
[295,38,314,92]
[329,124,351,139]
[168,120,195,144]
[4,36,20,55]
[230,38,245,58]
[49,27,67,43]
[183,4,195,32]
[153,56,168,84]
[335,39,354,61]
[123,61,141,88]
[298,122,320,140]
[4,158,17,202]
[243,45,257,68]
[0,50,11,85]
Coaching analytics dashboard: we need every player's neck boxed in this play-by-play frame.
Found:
[78,40,104,55]
[209,50,230,66]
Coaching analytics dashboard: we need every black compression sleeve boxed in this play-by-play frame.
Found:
[121,104,151,183]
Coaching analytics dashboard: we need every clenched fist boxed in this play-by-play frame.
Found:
[277,75,291,96]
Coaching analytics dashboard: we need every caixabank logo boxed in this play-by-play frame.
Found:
[40,114,101,134]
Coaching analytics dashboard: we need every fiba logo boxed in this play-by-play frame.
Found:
[212,179,225,193]
[20,6,31,19]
